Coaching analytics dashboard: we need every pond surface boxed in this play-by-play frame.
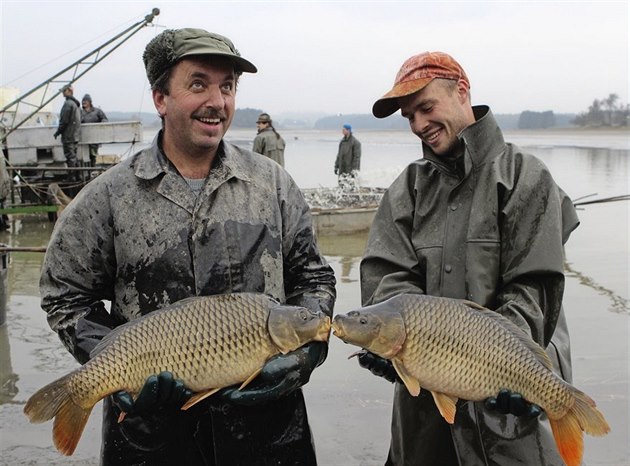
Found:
[0,129,628,465]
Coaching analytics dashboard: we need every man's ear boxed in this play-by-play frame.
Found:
[456,78,470,103]
[152,88,166,117]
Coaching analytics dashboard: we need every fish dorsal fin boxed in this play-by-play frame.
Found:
[462,301,553,371]
[392,359,421,397]
[180,388,222,411]
[431,391,459,424]
[460,299,487,311]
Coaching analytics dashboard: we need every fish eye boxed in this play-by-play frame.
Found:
[359,317,368,324]
[299,310,310,321]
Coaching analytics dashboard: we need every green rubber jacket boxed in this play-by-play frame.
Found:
[40,132,336,465]
[252,127,286,167]
[361,106,579,466]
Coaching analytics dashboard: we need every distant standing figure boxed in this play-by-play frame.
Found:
[0,150,10,230]
[81,94,108,166]
[53,84,81,179]
[334,124,361,187]
[253,113,286,167]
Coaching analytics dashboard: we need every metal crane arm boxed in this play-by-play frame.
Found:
[0,7,160,142]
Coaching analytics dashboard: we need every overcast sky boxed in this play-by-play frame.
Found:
[1,1,628,118]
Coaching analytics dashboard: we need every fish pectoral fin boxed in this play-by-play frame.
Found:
[431,391,459,424]
[180,388,222,411]
[392,359,421,397]
[239,368,263,390]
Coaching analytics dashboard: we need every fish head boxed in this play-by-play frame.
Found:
[332,308,405,359]
[268,305,331,354]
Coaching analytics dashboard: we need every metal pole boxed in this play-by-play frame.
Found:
[0,8,160,141]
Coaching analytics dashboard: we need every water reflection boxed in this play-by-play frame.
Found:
[565,261,629,315]
[318,232,367,283]
[0,217,51,296]
[0,323,19,404]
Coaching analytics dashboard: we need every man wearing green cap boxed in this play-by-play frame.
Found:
[253,112,286,167]
[40,28,335,465]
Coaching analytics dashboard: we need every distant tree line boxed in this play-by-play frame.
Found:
[232,107,264,127]
[313,113,408,130]
[518,111,556,129]
[572,94,628,127]
[113,99,628,131]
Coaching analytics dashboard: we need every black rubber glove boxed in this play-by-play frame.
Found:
[112,371,192,416]
[356,350,401,384]
[485,388,542,418]
[219,342,327,406]
[53,131,60,139]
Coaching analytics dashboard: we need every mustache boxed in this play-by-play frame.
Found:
[192,109,227,120]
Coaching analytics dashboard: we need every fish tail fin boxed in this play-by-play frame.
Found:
[549,390,610,466]
[549,411,584,466]
[24,374,92,456]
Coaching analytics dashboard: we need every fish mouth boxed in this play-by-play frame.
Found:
[331,320,345,339]
[315,316,332,342]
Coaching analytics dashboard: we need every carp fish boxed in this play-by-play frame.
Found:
[331,293,610,466]
[24,293,331,456]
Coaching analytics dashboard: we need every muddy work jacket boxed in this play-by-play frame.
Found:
[40,133,336,465]
[360,106,579,466]
[252,127,286,167]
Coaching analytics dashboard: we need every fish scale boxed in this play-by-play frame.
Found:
[332,293,610,466]
[399,294,569,411]
[24,292,331,456]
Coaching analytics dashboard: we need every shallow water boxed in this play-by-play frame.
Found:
[0,129,628,465]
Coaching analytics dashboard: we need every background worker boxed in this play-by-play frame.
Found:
[40,28,336,465]
[80,93,108,166]
[334,123,361,188]
[53,84,81,180]
[252,112,286,167]
[358,51,579,465]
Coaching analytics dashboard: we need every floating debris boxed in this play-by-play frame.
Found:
[303,186,385,211]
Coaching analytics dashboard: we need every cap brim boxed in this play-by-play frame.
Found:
[180,49,257,73]
[372,77,434,118]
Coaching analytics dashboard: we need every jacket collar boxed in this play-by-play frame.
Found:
[133,130,253,184]
[423,105,506,176]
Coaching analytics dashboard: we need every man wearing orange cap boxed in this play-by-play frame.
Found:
[358,51,579,465]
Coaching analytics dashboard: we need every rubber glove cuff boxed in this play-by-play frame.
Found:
[219,342,327,406]
[485,388,542,418]
[112,371,192,418]
[356,350,401,384]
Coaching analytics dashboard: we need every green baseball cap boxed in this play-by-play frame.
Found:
[143,28,257,86]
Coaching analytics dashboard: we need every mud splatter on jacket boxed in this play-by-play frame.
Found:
[40,132,336,465]
[361,106,579,466]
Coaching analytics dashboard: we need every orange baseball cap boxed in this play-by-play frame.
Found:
[372,51,469,118]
